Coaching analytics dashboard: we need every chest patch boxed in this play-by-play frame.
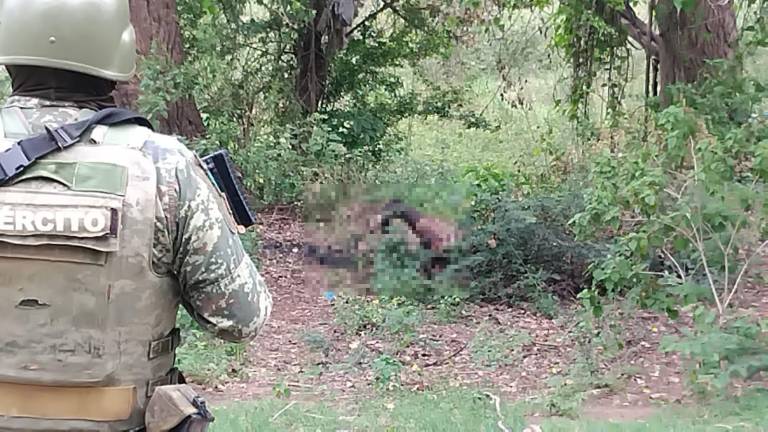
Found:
[0,205,116,237]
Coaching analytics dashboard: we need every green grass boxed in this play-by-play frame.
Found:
[175,310,248,385]
[208,389,768,432]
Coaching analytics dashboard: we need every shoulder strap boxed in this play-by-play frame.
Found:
[0,108,154,185]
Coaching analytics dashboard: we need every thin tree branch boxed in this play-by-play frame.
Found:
[724,239,768,310]
[720,219,742,307]
[662,247,687,284]
[612,0,661,58]
[345,1,397,38]
[388,4,414,27]
[688,214,724,315]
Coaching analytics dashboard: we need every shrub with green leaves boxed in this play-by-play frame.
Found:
[333,295,422,336]
[661,307,768,396]
[372,354,404,391]
[464,192,607,301]
[572,61,768,311]
[568,58,768,393]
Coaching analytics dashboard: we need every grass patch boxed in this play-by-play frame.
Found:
[469,325,533,369]
[175,310,248,385]
[208,388,768,432]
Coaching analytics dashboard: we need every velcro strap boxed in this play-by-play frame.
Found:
[0,382,136,421]
[147,368,183,398]
[148,327,181,360]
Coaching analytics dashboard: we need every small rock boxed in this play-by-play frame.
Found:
[522,425,543,432]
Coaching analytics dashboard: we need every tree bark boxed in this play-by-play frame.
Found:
[655,0,737,104]
[295,0,329,115]
[612,0,736,105]
[114,0,206,139]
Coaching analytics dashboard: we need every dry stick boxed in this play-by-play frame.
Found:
[270,400,298,422]
[424,341,469,368]
[724,239,768,310]
[662,248,687,283]
[713,219,742,309]
[268,381,315,389]
[687,214,723,315]
[483,392,510,432]
[663,218,722,313]
[532,340,562,349]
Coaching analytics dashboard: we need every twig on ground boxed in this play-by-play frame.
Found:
[483,392,510,432]
[269,381,315,389]
[270,401,298,422]
[424,341,469,367]
[532,341,561,348]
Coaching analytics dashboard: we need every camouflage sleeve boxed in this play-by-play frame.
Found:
[145,135,272,343]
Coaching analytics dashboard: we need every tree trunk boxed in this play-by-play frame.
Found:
[655,0,737,104]
[114,0,206,139]
[294,0,357,115]
[295,0,328,115]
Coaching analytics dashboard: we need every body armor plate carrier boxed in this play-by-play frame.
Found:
[0,107,181,431]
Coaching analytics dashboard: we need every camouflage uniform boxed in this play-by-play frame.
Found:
[3,95,272,342]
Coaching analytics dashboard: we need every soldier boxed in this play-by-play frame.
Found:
[0,1,272,431]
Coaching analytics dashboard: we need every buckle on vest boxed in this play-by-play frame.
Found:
[148,327,182,360]
[0,143,30,182]
[44,123,77,149]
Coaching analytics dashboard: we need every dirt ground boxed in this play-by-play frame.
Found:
[195,207,767,421]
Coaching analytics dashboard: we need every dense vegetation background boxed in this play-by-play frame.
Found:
[7,0,768,429]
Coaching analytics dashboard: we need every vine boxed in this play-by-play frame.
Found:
[552,0,630,131]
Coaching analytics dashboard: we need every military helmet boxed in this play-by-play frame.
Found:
[0,0,137,82]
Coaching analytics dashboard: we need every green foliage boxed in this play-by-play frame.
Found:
[529,283,561,319]
[469,326,532,369]
[175,309,248,384]
[333,295,423,338]
[272,380,292,399]
[464,191,607,301]
[369,235,469,302]
[434,295,465,323]
[144,0,768,412]
[372,354,404,391]
[571,58,768,394]
[161,0,492,205]
[550,0,629,122]
[661,307,768,396]
[462,163,515,224]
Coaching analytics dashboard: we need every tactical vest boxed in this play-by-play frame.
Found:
[0,106,182,432]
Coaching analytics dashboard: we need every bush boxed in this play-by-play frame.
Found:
[661,307,768,396]
[567,58,768,394]
[463,192,608,301]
